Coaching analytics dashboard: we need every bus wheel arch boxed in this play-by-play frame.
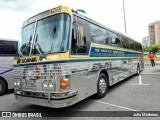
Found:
[0,77,8,95]
[95,69,109,99]
[99,69,110,85]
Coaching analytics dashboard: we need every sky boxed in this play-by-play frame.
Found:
[0,0,160,43]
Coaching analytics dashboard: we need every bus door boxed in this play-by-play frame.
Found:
[70,15,96,98]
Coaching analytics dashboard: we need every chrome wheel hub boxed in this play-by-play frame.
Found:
[99,78,107,93]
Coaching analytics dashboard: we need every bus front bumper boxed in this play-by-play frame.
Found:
[14,89,78,108]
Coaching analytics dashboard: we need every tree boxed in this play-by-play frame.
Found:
[144,44,160,54]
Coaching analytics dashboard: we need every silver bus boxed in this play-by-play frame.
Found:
[13,6,144,108]
[0,39,18,95]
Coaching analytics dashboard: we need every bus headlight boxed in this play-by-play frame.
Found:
[14,80,21,87]
[16,80,21,86]
[14,81,17,86]
[48,81,54,88]
[43,81,48,88]
[42,80,54,89]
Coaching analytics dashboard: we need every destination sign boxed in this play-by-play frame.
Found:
[50,7,61,14]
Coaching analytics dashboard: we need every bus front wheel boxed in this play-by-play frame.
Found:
[95,73,108,99]
[0,79,7,95]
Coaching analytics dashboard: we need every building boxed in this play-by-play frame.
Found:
[148,21,160,44]
[142,36,149,48]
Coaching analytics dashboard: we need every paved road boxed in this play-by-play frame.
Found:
[0,65,160,120]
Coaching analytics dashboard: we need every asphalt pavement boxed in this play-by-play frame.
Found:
[0,65,160,120]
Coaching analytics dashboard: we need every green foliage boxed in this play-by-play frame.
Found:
[144,57,160,62]
[144,44,160,54]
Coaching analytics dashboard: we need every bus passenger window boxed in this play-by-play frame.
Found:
[123,37,130,49]
[139,44,142,51]
[117,35,123,47]
[115,38,121,47]
[89,23,108,44]
[130,40,134,50]
[105,30,110,44]
[108,31,118,47]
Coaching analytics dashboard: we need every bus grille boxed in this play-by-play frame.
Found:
[13,63,70,89]
[13,63,70,77]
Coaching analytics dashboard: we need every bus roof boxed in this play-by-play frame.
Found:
[22,5,141,44]
[22,5,72,27]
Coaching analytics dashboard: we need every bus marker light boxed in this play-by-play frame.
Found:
[60,79,66,89]
[60,78,70,90]
[65,81,70,86]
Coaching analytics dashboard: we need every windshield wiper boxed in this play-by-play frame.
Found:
[34,34,43,55]
[18,50,24,57]
[50,26,57,52]
[20,35,32,56]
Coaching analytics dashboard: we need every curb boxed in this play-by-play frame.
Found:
[144,62,160,66]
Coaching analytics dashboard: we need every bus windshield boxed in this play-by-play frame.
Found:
[20,22,35,56]
[19,13,70,56]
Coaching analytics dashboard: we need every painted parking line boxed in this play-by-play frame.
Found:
[92,100,138,111]
[131,75,150,85]
[139,75,142,84]
[141,73,160,75]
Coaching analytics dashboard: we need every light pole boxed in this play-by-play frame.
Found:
[123,0,127,33]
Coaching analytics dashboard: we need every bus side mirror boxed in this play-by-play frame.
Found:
[15,52,19,57]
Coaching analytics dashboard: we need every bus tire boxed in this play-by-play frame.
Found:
[135,64,140,76]
[95,73,108,99]
[0,79,7,95]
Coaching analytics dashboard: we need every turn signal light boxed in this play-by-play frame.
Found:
[60,78,70,90]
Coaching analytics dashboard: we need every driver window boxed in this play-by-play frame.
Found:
[71,16,88,55]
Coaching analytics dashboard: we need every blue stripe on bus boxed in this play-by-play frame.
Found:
[14,57,141,67]
[90,47,142,57]
[0,68,13,75]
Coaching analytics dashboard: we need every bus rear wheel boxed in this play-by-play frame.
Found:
[0,79,7,95]
[135,64,140,76]
[95,73,108,99]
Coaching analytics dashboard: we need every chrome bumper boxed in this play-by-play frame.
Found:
[14,89,78,108]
